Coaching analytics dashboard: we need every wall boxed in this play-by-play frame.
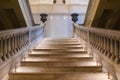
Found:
[91,0,120,30]
[45,13,73,38]
[0,0,27,30]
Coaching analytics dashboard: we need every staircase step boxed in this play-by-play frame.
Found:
[43,38,77,40]
[33,49,87,53]
[10,71,108,80]
[22,57,93,62]
[28,53,90,58]
[37,44,82,48]
[10,66,102,73]
[41,42,81,45]
[43,38,78,42]
[21,60,98,67]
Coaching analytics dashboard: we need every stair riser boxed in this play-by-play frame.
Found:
[42,43,81,45]
[36,47,83,49]
[9,73,107,80]
[21,62,97,68]
[28,54,88,57]
[22,58,93,62]
[34,49,83,51]
[14,66,102,72]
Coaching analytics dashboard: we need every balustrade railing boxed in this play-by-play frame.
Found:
[0,24,44,63]
[74,24,120,64]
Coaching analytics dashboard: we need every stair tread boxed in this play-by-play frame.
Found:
[21,60,100,67]
[10,66,102,74]
[22,57,93,62]
[34,49,85,52]
[37,44,83,48]
[28,53,90,58]
[30,51,88,54]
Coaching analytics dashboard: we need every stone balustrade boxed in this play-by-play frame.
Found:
[0,24,44,79]
[74,24,120,79]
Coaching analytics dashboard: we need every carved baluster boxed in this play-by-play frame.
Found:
[27,32,29,45]
[0,38,3,63]
[95,33,97,48]
[99,35,102,51]
[92,33,94,47]
[96,33,99,49]
[107,38,111,56]
[106,38,109,55]
[109,38,113,58]
[2,38,7,61]
[22,33,24,48]
[18,34,20,50]
[23,33,25,47]
[20,33,22,49]
[25,32,27,46]
[104,37,107,54]
[117,40,120,63]
[102,35,104,53]
[16,34,19,51]
[93,33,95,47]
[13,36,16,54]
[89,32,92,46]
[103,36,105,53]
[11,36,14,55]
[20,33,22,50]
[113,39,117,61]
[14,35,17,53]
[9,36,12,56]
[19,34,21,49]
[92,32,94,47]
[6,36,10,58]
[17,34,20,51]
[24,32,26,47]
[102,35,104,52]
[94,33,96,48]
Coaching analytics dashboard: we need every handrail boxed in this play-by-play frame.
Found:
[0,24,44,63]
[74,24,120,64]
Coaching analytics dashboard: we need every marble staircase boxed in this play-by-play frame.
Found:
[9,38,110,80]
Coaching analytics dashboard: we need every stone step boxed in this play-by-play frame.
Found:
[41,42,81,46]
[43,38,78,41]
[10,71,108,80]
[30,51,87,54]
[10,66,102,74]
[42,40,79,42]
[33,49,87,53]
[22,57,93,62]
[28,52,90,58]
[36,45,83,49]
[21,60,98,67]
[37,44,82,47]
